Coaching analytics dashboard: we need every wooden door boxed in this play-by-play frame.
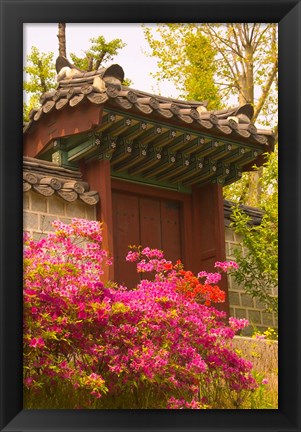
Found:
[112,190,182,287]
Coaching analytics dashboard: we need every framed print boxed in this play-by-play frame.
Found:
[0,0,300,431]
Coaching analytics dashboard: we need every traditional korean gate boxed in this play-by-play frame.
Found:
[112,190,182,288]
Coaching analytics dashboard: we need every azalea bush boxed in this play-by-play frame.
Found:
[24,219,260,409]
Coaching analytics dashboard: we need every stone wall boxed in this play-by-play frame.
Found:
[23,190,96,239]
[225,226,278,335]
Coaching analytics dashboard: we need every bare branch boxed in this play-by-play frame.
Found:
[253,24,274,52]
[204,24,245,59]
[242,23,251,45]
[236,24,247,48]
[249,23,260,44]
[203,29,239,83]
[229,24,246,71]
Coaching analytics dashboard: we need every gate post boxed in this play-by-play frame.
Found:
[191,183,229,315]
[80,159,114,281]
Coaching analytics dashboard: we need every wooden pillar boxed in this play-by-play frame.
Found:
[191,183,229,315]
[80,159,114,281]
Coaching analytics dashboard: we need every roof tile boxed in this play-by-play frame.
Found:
[23,60,274,152]
[23,157,99,205]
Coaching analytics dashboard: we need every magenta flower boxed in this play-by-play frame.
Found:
[29,337,45,348]
[23,218,257,409]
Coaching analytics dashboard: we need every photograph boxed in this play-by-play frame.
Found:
[22,22,278,410]
[0,1,300,431]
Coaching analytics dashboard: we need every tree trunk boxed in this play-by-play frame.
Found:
[246,171,261,207]
[244,44,254,104]
[238,44,254,105]
[58,23,67,57]
[87,57,94,72]
[239,42,259,206]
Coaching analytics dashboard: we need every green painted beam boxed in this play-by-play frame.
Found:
[103,107,265,152]
[67,137,96,162]
[166,133,187,153]
[149,129,179,148]
[137,125,164,146]
[167,156,205,183]
[110,140,134,167]
[141,149,177,178]
[156,154,191,181]
[236,149,260,168]
[128,147,163,175]
[211,164,231,185]
[111,170,191,193]
[102,117,136,138]
[223,165,242,186]
[116,121,151,141]
[221,147,248,165]
[202,143,233,162]
[178,136,203,155]
[113,143,147,172]
[183,160,219,186]
[194,140,225,159]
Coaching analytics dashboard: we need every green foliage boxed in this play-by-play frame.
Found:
[23,47,56,121]
[23,47,56,94]
[247,371,277,409]
[143,24,222,109]
[23,95,40,123]
[229,151,278,314]
[23,37,128,121]
[70,36,126,71]
[144,23,278,206]
[252,327,278,341]
[223,172,250,204]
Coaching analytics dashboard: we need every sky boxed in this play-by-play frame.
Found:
[23,23,180,99]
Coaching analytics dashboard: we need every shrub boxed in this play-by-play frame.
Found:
[24,219,259,409]
[230,204,278,314]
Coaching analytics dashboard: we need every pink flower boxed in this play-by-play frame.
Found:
[91,390,102,398]
[29,337,45,348]
[262,378,268,385]
[24,220,259,409]
[214,260,239,272]
[255,334,266,340]
[24,377,34,386]
[229,317,249,331]
[126,251,140,262]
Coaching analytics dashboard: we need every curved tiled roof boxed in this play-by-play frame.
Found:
[23,157,99,205]
[23,62,274,151]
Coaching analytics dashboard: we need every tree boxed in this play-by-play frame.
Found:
[200,24,278,206]
[23,31,128,122]
[70,36,126,72]
[57,23,67,57]
[23,47,56,122]
[143,24,221,110]
[143,23,278,206]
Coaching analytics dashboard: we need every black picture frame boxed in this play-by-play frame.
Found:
[0,1,300,431]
